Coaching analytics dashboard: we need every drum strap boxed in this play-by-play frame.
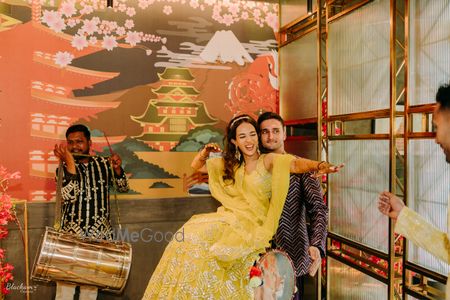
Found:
[109,163,122,230]
[54,161,64,231]
[104,134,122,230]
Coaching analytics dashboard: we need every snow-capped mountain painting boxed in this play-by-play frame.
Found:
[200,30,254,66]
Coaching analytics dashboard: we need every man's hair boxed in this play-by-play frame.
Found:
[257,111,285,127]
[65,124,91,140]
[436,82,450,111]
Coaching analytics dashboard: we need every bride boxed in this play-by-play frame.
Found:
[142,114,341,299]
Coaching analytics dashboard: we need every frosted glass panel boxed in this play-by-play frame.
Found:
[329,140,389,252]
[328,257,388,300]
[280,0,313,27]
[328,0,390,115]
[279,31,317,120]
[409,1,450,105]
[407,139,450,275]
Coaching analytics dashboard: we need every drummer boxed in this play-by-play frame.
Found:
[53,124,129,300]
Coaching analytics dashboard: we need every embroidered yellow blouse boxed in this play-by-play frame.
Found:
[207,154,294,262]
[142,154,294,299]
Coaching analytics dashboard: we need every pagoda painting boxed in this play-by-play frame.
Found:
[1,0,278,201]
[131,68,218,151]
[0,18,126,201]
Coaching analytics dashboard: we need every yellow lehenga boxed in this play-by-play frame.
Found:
[142,154,294,299]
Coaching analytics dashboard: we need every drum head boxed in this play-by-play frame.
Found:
[254,250,296,300]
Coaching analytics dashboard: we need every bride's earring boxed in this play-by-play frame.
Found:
[235,149,241,161]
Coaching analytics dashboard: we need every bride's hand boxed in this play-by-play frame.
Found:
[201,143,222,159]
[312,162,344,177]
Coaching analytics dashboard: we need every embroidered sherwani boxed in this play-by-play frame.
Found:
[275,173,328,277]
[59,156,129,240]
[142,154,295,299]
[395,203,450,299]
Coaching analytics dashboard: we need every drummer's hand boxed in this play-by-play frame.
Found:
[109,153,123,175]
[54,144,72,163]
[54,144,76,174]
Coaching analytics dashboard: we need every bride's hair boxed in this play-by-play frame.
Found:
[222,114,258,183]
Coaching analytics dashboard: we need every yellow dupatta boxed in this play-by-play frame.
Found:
[206,154,294,263]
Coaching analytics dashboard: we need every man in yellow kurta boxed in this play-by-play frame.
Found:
[378,82,450,298]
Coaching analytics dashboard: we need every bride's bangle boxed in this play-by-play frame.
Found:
[317,161,328,171]
[199,152,208,161]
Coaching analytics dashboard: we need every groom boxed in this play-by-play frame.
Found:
[257,112,328,298]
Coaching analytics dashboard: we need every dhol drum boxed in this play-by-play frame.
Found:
[31,227,132,293]
[254,249,296,300]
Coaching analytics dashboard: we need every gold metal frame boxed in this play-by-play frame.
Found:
[280,11,318,47]
[389,0,408,298]
[408,103,436,138]
[316,1,327,297]
[403,261,447,300]
[278,0,444,299]
[328,233,389,284]
[327,0,373,23]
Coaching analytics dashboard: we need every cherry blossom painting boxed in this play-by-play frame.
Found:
[0,0,279,201]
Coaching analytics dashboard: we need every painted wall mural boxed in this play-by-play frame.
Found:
[0,0,279,201]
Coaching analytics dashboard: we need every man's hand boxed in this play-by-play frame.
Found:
[378,191,405,220]
[308,246,321,276]
[54,144,76,174]
[308,246,320,260]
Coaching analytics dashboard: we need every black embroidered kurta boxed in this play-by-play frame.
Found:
[59,156,129,240]
[274,173,328,276]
